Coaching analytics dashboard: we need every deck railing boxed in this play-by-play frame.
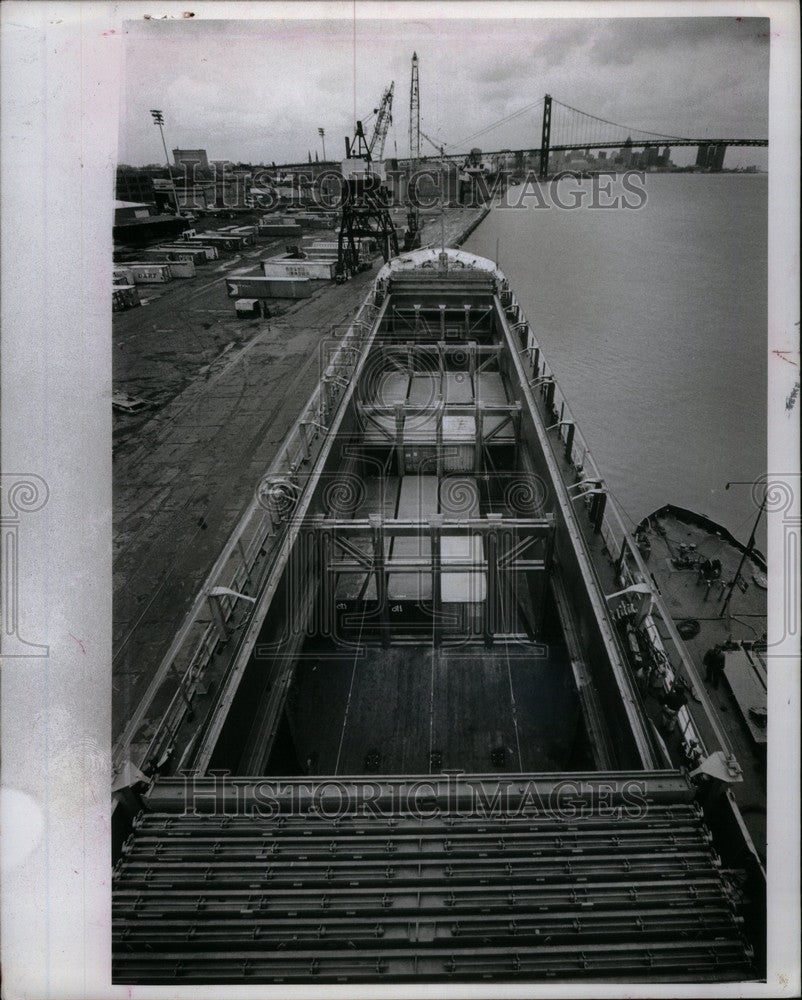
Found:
[501,285,735,762]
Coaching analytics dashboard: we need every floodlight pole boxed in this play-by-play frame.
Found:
[150,109,182,216]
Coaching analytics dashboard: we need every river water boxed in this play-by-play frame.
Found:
[463,173,768,550]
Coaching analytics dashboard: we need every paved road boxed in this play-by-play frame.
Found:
[113,206,486,740]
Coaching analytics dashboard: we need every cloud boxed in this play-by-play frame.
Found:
[118,16,770,165]
[588,17,769,66]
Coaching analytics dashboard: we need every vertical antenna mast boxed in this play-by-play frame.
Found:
[409,52,420,163]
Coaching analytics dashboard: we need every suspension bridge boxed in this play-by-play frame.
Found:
[278,94,767,176]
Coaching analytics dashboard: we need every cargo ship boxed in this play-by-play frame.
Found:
[112,246,764,984]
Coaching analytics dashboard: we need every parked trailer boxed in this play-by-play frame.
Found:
[258,222,303,238]
[119,262,173,284]
[143,245,210,265]
[147,258,196,278]
[112,284,141,312]
[181,233,246,252]
[304,238,378,263]
[235,298,264,318]
[225,275,314,300]
[158,242,219,261]
[261,255,336,280]
[113,266,135,286]
[293,213,335,229]
[212,227,255,244]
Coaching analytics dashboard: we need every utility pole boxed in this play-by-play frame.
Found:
[719,483,767,618]
[150,109,181,216]
[318,127,326,162]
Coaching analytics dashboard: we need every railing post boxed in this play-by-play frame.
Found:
[207,592,229,641]
[564,422,575,463]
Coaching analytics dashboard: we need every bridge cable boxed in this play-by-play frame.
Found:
[551,98,691,142]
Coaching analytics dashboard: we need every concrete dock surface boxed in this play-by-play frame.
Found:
[113,204,489,741]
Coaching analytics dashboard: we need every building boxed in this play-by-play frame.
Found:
[695,143,727,172]
[172,148,209,170]
[115,168,161,205]
[113,200,153,225]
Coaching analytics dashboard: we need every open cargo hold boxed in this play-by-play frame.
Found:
[112,248,763,986]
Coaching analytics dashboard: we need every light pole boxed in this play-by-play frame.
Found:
[719,481,767,618]
[318,127,326,162]
[150,109,182,216]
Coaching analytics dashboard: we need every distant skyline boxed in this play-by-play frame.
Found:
[119,15,770,170]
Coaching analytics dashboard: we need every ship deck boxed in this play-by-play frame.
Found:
[631,507,767,861]
[112,247,762,984]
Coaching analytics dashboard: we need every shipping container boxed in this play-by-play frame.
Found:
[112,284,141,312]
[258,223,303,238]
[151,259,196,278]
[261,255,336,281]
[225,275,313,300]
[235,298,263,318]
[143,245,210,265]
[113,266,135,286]
[160,243,219,261]
[182,233,245,252]
[122,262,173,284]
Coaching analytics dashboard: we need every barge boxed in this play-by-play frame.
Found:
[112,247,764,984]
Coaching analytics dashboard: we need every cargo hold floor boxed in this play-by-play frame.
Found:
[269,640,587,776]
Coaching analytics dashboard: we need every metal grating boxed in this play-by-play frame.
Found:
[113,772,753,983]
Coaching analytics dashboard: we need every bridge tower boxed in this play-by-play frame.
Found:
[539,93,552,179]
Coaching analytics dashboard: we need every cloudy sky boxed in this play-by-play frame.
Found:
[119,15,770,169]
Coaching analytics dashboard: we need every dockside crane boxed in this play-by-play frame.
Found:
[368,82,394,161]
[336,83,399,283]
[404,52,422,250]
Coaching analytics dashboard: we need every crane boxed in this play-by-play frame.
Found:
[409,53,420,163]
[336,84,400,282]
[420,129,448,160]
[404,53,422,250]
[368,82,394,161]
